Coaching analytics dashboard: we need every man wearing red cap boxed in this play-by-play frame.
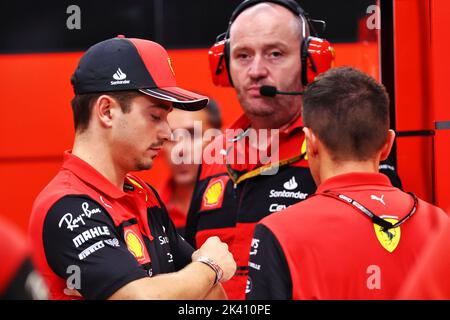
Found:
[29,36,236,300]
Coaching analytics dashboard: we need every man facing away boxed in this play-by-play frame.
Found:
[246,67,448,299]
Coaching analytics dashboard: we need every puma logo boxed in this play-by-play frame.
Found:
[371,194,385,206]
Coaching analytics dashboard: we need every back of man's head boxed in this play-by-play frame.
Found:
[302,66,390,161]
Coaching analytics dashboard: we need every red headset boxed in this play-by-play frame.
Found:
[208,0,335,87]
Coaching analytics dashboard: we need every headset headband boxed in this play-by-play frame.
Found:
[225,0,314,40]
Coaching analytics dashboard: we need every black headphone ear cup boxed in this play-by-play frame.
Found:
[224,38,234,87]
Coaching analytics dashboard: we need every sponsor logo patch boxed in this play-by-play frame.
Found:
[58,202,102,231]
[72,226,110,248]
[371,194,386,206]
[111,67,130,85]
[124,225,151,264]
[268,176,308,200]
[78,240,105,260]
[283,176,298,190]
[269,203,287,212]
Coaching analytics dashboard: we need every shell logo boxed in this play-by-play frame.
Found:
[204,180,224,207]
[125,229,144,260]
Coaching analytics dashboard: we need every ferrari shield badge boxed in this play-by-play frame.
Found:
[373,217,401,253]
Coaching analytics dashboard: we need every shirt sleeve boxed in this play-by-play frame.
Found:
[43,195,148,300]
[167,220,195,271]
[246,223,292,300]
[160,203,195,271]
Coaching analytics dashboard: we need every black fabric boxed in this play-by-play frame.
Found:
[43,196,148,300]
[146,183,195,271]
[379,156,403,190]
[246,224,292,300]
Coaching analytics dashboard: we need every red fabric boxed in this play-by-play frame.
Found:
[200,176,230,212]
[200,113,306,179]
[262,172,448,299]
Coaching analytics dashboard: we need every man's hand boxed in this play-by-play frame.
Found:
[192,236,236,283]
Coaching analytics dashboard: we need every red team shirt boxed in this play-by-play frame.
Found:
[29,151,193,300]
[247,172,448,299]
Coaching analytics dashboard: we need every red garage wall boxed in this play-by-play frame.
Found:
[393,0,450,211]
[394,0,434,204]
[0,42,379,232]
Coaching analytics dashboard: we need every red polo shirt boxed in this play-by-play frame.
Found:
[29,151,193,300]
[247,172,448,299]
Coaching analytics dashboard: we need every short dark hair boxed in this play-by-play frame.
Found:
[302,66,390,161]
[70,90,142,133]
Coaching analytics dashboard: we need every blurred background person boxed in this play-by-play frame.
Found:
[160,99,222,236]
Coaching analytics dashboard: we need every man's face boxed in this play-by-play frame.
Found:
[111,95,172,172]
[163,109,213,185]
[229,4,303,126]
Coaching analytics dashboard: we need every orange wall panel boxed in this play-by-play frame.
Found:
[0,53,79,158]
